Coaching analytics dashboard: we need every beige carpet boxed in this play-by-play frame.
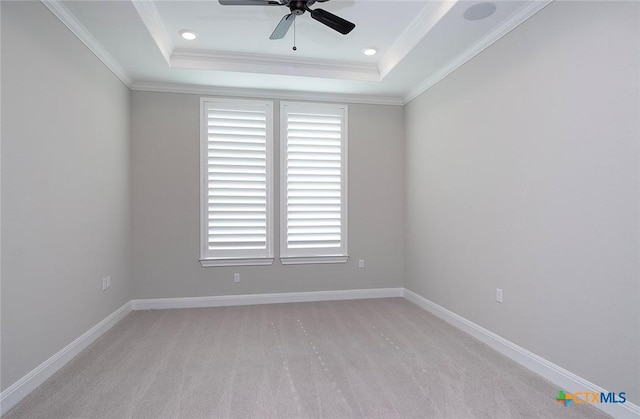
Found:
[4,298,609,418]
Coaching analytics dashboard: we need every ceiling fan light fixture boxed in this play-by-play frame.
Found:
[363,48,377,56]
[179,30,198,40]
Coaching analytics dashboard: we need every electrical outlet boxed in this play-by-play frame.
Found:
[496,288,503,303]
[233,273,240,283]
[358,259,365,269]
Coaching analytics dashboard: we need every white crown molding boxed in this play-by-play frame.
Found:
[130,81,405,106]
[171,48,380,82]
[0,302,132,416]
[40,0,133,87]
[41,0,555,107]
[131,288,404,310]
[403,0,554,104]
[131,0,173,66]
[403,289,640,419]
[378,0,457,80]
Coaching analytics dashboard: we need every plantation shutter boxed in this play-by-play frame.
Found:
[280,103,348,263]
[200,99,274,265]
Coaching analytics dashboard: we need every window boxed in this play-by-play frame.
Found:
[280,102,348,264]
[200,98,274,266]
[199,99,348,267]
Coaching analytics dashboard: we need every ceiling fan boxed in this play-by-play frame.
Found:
[218,0,356,40]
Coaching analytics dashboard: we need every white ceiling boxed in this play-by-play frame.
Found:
[48,0,552,104]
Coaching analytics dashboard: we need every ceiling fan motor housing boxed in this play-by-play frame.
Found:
[281,0,317,6]
[289,0,311,15]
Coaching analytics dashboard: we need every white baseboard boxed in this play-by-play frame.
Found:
[8,288,634,418]
[0,288,400,414]
[403,288,640,419]
[132,287,404,310]
[0,301,132,416]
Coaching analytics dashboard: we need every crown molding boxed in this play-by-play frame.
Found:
[40,0,133,87]
[403,0,554,104]
[378,0,457,80]
[171,48,380,82]
[131,0,173,66]
[40,0,554,108]
[130,81,404,106]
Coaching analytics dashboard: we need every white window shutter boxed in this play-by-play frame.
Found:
[200,99,274,266]
[280,102,348,263]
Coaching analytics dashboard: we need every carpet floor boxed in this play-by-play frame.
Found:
[4,298,609,418]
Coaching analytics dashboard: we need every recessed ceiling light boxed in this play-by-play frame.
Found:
[463,2,497,21]
[179,30,197,41]
[363,48,377,56]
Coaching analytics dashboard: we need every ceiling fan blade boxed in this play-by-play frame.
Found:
[270,13,295,39]
[218,0,282,5]
[309,8,355,35]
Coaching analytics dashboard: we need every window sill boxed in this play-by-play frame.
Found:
[199,258,274,267]
[280,256,349,265]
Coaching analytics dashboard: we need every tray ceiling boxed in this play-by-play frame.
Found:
[47,0,552,104]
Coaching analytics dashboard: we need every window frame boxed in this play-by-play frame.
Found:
[199,97,275,267]
[279,101,349,265]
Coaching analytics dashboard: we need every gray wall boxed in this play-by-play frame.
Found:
[3,0,637,406]
[131,92,404,298]
[1,2,132,390]
[405,1,640,403]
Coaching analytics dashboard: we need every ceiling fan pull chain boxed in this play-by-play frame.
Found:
[292,18,297,51]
